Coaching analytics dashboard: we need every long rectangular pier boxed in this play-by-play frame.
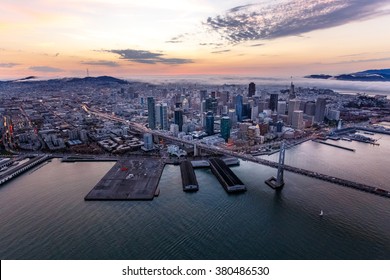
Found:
[0,155,50,186]
[84,157,165,200]
[209,157,246,193]
[313,139,355,152]
[180,160,199,192]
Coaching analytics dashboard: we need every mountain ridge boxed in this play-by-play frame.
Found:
[305,69,390,82]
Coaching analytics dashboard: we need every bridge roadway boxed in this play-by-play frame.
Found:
[82,105,390,199]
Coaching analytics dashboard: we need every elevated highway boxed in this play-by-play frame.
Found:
[82,105,390,199]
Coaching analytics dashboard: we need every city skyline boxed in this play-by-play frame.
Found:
[1,0,390,79]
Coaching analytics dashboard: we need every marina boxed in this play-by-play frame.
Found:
[84,157,165,200]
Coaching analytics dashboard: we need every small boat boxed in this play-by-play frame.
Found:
[319,210,324,217]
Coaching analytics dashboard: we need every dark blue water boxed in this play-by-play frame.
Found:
[0,137,389,259]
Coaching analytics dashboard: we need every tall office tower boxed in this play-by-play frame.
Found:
[220,116,231,142]
[174,109,183,131]
[174,93,181,105]
[147,97,156,129]
[206,97,218,115]
[251,105,259,121]
[248,82,256,97]
[228,109,237,127]
[143,133,154,150]
[314,97,326,123]
[289,82,296,100]
[299,101,306,111]
[186,95,191,109]
[288,100,300,125]
[200,90,207,101]
[292,110,304,129]
[304,101,316,116]
[235,94,243,122]
[170,124,179,137]
[201,100,206,114]
[242,103,251,120]
[206,111,214,135]
[155,103,161,129]
[277,101,287,115]
[160,103,169,130]
[269,93,279,112]
[220,91,229,105]
[182,97,189,111]
[199,112,206,128]
[258,101,269,112]
[222,105,228,116]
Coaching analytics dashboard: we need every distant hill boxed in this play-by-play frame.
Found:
[64,76,128,84]
[304,74,332,80]
[305,69,390,82]
[1,75,128,85]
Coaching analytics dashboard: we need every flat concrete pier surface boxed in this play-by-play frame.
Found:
[84,157,165,200]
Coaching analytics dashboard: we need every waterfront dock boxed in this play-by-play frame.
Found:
[221,157,240,166]
[209,157,246,193]
[313,139,355,152]
[191,160,210,168]
[62,155,117,162]
[84,157,165,200]
[0,155,50,186]
[180,160,199,192]
[191,157,240,168]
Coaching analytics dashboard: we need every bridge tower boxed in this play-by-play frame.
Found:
[276,141,285,186]
[265,141,286,189]
[194,144,198,157]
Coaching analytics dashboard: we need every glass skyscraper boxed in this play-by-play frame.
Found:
[147,97,156,129]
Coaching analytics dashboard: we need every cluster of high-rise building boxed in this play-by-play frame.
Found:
[145,81,339,147]
[2,76,387,155]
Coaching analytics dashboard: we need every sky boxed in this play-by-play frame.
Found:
[1,0,390,79]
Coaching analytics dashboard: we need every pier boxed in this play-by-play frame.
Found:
[84,157,165,200]
[312,139,356,152]
[191,160,210,168]
[191,157,240,168]
[62,155,118,162]
[0,155,50,186]
[209,157,246,193]
[180,160,199,192]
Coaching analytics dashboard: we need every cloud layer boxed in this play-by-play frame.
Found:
[104,49,193,65]
[0,63,19,68]
[29,66,63,72]
[81,60,119,67]
[204,0,390,43]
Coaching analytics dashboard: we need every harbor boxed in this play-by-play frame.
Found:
[209,157,246,193]
[84,157,165,200]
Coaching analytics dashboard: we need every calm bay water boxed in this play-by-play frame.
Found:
[0,137,389,259]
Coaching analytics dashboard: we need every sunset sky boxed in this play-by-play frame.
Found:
[1,0,390,79]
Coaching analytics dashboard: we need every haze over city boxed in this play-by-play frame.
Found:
[1,0,390,79]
